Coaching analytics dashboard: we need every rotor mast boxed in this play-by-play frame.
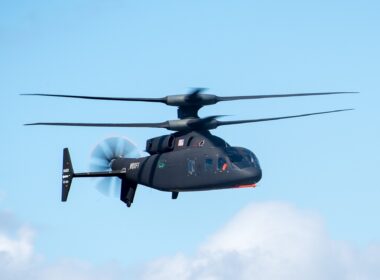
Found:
[165,89,217,119]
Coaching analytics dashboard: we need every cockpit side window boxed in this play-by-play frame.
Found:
[217,157,228,172]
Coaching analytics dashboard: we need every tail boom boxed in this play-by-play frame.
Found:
[62,148,130,203]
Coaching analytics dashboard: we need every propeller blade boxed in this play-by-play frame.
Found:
[21,93,167,103]
[92,140,114,163]
[96,177,114,196]
[104,137,120,159]
[89,162,110,172]
[95,177,120,197]
[217,91,357,102]
[24,121,170,129]
[90,137,140,166]
[216,109,353,127]
[89,137,140,197]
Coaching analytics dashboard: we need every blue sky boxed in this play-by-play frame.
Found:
[1,0,379,279]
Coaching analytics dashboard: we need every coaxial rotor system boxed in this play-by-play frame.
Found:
[22,88,356,131]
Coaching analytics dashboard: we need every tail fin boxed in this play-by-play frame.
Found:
[120,179,137,207]
[62,148,74,202]
[61,148,132,204]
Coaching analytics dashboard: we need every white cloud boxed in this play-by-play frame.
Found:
[1,203,380,280]
[0,226,34,265]
[140,202,380,280]
[0,212,126,280]
[0,221,37,280]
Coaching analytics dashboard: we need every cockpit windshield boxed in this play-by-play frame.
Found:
[226,148,260,169]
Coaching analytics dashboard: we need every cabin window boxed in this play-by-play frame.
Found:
[217,157,228,172]
[204,158,213,172]
[187,159,196,175]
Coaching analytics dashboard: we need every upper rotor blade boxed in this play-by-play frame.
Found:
[187,88,208,99]
[21,93,167,103]
[217,91,357,101]
[217,109,354,127]
[24,121,169,128]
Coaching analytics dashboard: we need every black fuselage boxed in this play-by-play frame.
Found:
[111,131,262,192]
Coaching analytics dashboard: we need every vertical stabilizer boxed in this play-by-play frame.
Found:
[120,179,137,207]
[62,148,74,201]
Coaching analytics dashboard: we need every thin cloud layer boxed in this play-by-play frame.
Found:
[1,203,379,280]
[141,202,380,280]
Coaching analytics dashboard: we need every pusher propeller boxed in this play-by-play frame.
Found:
[89,137,140,196]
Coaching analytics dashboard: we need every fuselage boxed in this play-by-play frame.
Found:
[111,131,262,192]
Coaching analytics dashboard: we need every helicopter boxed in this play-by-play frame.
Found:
[23,89,355,207]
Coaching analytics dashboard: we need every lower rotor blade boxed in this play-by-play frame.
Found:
[217,109,354,127]
[217,91,358,102]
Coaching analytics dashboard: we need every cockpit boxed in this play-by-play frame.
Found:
[186,147,260,176]
[226,147,260,169]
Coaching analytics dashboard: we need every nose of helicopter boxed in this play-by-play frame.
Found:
[241,166,262,184]
[252,167,262,183]
[257,168,263,182]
